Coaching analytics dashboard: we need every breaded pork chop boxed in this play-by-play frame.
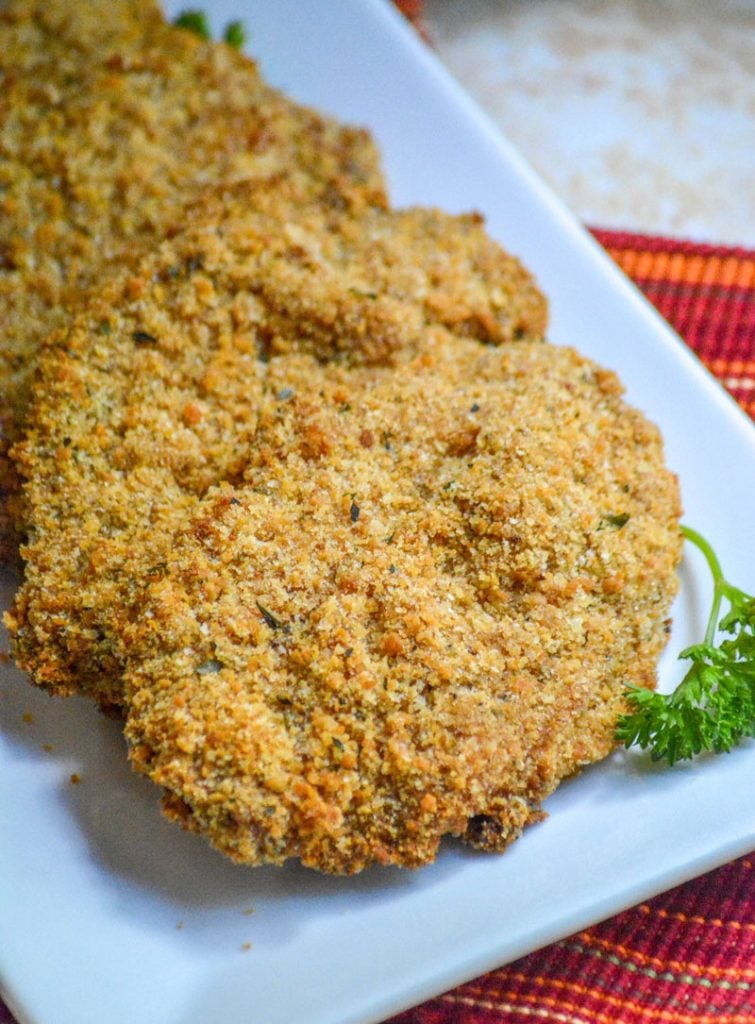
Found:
[7,178,547,708]
[121,340,681,873]
[0,0,386,556]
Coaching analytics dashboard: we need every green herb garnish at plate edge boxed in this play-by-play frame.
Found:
[172,9,211,40]
[223,20,246,49]
[172,10,246,49]
[616,525,755,765]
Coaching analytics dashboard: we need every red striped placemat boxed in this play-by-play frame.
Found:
[593,231,755,420]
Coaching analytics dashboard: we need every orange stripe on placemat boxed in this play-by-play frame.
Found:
[443,994,590,1024]
[511,964,754,995]
[602,248,755,289]
[442,993,755,1024]
[449,980,755,1024]
[708,358,755,375]
[560,934,755,979]
[638,904,755,931]
[443,993,591,1024]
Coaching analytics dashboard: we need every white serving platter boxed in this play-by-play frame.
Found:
[1,2,754,1023]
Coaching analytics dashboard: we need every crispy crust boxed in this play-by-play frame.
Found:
[7,177,547,707]
[0,0,386,557]
[121,340,681,873]
[2,1,682,875]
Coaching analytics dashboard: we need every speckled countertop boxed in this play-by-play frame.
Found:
[424,0,755,246]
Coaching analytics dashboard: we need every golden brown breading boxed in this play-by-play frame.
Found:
[121,340,681,873]
[2,1,680,876]
[7,177,547,707]
[0,0,386,557]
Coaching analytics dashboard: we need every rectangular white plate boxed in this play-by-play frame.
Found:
[1,3,754,1023]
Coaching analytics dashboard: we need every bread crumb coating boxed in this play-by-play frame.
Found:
[7,177,547,708]
[2,1,681,874]
[122,340,680,873]
[0,0,385,557]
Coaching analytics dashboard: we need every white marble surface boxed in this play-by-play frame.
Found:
[424,0,755,246]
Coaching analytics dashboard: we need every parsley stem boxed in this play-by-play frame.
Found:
[680,524,724,646]
[618,526,754,764]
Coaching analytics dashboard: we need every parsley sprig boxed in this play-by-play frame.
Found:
[172,10,246,49]
[616,525,755,765]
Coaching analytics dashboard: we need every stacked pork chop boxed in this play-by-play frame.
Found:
[2,0,681,874]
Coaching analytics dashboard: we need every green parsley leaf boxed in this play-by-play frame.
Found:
[616,525,755,764]
[172,10,211,40]
[223,20,246,49]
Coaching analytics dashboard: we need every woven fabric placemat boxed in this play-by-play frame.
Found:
[593,230,755,420]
